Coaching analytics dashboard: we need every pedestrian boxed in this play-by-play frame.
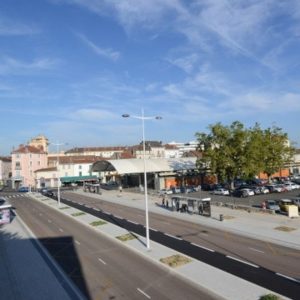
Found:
[119,185,122,195]
[162,195,165,207]
[166,199,169,208]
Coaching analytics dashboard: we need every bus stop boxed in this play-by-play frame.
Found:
[169,195,211,217]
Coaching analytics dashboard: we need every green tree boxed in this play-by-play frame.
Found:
[260,125,294,182]
[196,121,294,187]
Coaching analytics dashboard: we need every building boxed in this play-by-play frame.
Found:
[28,135,49,152]
[65,146,127,158]
[0,156,11,186]
[11,144,48,189]
[35,155,100,188]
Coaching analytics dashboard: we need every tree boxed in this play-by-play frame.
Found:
[260,125,294,181]
[195,121,294,187]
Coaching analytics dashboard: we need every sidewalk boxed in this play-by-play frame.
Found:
[26,190,297,300]
[0,207,84,300]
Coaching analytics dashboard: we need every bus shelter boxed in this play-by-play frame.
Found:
[170,195,211,217]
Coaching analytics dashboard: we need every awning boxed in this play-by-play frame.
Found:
[60,175,98,183]
[91,158,197,175]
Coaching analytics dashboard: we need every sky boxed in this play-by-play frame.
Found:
[1,0,300,155]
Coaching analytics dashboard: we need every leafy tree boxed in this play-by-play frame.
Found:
[260,125,294,181]
[196,121,294,187]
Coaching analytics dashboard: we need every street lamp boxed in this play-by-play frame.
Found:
[51,142,67,207]
[122,109,162,250]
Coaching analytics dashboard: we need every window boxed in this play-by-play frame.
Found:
[65,173,68,177]
[79,171,82,176]
[38,161,40,166]
[79,165,82,169]
[15,162,20,168]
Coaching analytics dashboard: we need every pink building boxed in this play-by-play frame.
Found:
[11,144,48,189]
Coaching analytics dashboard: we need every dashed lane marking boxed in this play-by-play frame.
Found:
[191,243,215,252]
[276,273,300,283]
[164,233,183,240]
[75,240,80,245]
[226,255,259,268]
[137,288,151,299]
[249,247,265,254]
[98,258,107,265]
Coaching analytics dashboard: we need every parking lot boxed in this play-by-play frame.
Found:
[191,189,300,209]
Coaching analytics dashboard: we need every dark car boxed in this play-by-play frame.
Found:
[0,197,6,205]
[100,181,119,190]
[18,186,29,192]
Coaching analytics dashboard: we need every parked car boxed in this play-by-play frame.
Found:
[18,186,29,192]
[100,181,119,190]
[278,199,295,212]
[0,197,6,205]
[284,182,300,190]
[211,188,230,196]
[159,188,173,195]
[232,188,254,198]
[259,186,270,194]
[264,200,280,212]
[170,186,181,194]
[265,185,284,193]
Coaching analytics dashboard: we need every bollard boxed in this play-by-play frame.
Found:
[219,214,224,221]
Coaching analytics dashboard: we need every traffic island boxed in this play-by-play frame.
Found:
[274,226,297,232]
[116,233,137,242]
[160,254,192,268]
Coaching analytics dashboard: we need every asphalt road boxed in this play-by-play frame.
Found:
[9,195,220,300]
[62,191,300,278]
[56,191,300,299]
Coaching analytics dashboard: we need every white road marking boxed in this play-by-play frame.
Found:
[48,219,52,223]
[149,227,158,232]
[137,288,151,299]
[226,255,259,268]
[137,214,144,218]
[276,273,300,283]
[114,215,122,219]
[164,233,182,240]
[191,243,215,252]
[128,220,138,225]
[249,247,265,254]
[59,228,64,232]
[98,258,107,265]
[93,208,100,211]
[75,240,80,245]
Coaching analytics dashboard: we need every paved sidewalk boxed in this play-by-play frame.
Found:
[26,190,297,300]
[0,206,84,300]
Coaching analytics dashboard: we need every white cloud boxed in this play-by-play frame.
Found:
[0,56,58,75]
[76,33,120,61]
[167,53,198,73]
[0,17,39,35]
[70,108,117,121]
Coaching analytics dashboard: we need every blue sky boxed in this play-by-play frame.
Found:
[1,0,300,155]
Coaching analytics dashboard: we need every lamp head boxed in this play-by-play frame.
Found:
[122,114,130,118]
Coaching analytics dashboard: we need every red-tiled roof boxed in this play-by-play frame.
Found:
[12,144,47,154]
[34,167,57,173]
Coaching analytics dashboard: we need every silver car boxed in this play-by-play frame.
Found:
[265,200,280,212]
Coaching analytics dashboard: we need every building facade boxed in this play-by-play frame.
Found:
[11,144,48,189]
[0,156,11,186]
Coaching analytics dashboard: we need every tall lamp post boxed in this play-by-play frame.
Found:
[51,142,66,207]
[122,109,162,250]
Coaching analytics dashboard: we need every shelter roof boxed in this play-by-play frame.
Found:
[91,157,197,175]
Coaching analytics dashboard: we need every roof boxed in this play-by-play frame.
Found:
[91,157,197,174]
[12,144,47,154]
[34,167,57,173]
[65,146,127,154]
[50,155,105,164]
